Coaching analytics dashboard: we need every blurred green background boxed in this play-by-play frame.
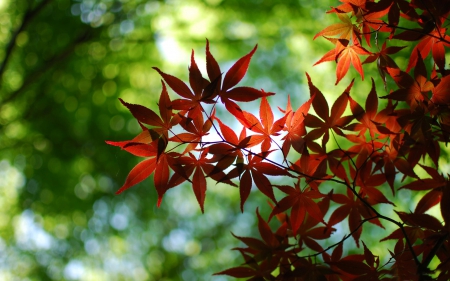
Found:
[0,0,434,280]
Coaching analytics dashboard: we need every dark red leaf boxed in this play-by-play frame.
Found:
[334,260,370,275]
[222,45,257,91]
[153,67,194,99]
[222,86,274,102]
[205,39,222,85]
[214,267,257,278]
[119,98,163,127]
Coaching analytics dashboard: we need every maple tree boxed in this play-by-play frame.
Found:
[107,0,450,279]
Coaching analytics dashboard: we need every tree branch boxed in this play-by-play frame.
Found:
[0,29,92,106]
[0,0,52,85]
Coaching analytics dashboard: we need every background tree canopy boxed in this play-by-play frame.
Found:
[0,0,427,280]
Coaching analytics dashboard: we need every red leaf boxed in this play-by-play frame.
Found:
[432,75,450,104]
[334,260,370,275]
[331,242,343,261]
[222,45,257,91]
[158,81,173,126]
[153,67,194,99]
[415,189,441,214]
[256,208,276,247]
[155,154,170,207]
[307,73,329,121]
[396,211,444,231]
[193,167,207,213]
[239,170,252,212]
[222,86,274,102]
[121,143,157,157]
[205,39,222,85]
[116,158,156,194]
[214,117,239,144]
[119,98,163,127]
[252,170,276,203]
[362,241,375,268]
[335,41,371,84]
[189,50,208,95]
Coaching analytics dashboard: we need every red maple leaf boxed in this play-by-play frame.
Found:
[363,43,405,87]
[215,209,293,279]
[118,81,180,139]
[270,182,325,236]
[228,151,291,211]
[204,40,275,126]
[328,187,383,246]
[238,96,287,151]
[382,52,434,110]
[279,94,314,158]
[304,73,354,148]
[346,78,397,138]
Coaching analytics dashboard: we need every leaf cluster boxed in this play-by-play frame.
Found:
[108,0,450,279]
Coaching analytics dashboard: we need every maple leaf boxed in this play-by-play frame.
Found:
[238,96,287,151]
[304,73,354,148]
[327,0,370,15]
[323,243,352,281]
[346,78,397,138]
[345,134,383,169]
[394,18,450,72]
[387,238,421,280]
[363,43,405,87]
[227,152,291,211]
[106,128,161,156]
[169,109,213,153]
[279,94,314,158]
[328,187,383,246]
[215,209,293,279]
[334,39,371,84]
[431,75,450,105]
[169,147,237,213]
[371,0,419,29]
[331,241,391,280]
[382,52,434,110]
[400,165,448,214]
[289,149,329,188]
[287,258,336,280]
[441,181,450,229]
[171,150,208,213]
[296,196,335,252]
[395,211,444,234]
[154,40,274,123]
[358,7,392,46]
[152,66,203,119]
[118,81,181,139]
[371,138,418,194]
[349,161,395,205]
[270,182,325,236]
[153,153,173,206]
[314,39,371,84]
[206,118,246,177]
[314,13,360,42]
[203,40,275,125]
[114,158,157,195]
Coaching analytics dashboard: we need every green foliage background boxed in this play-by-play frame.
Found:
[0,0,425,280]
